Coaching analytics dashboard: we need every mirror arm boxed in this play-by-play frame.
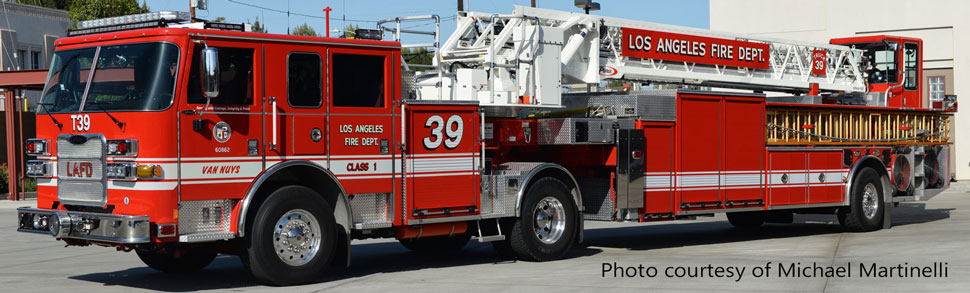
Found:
[191,39,213,132]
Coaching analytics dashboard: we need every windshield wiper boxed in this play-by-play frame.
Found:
[86,101,125,128]
[36,103,63,129]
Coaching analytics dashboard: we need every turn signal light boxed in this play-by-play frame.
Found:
[136,165,162,178]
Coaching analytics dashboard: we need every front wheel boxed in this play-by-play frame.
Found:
[244,186,336,286]
[499,177,577,261]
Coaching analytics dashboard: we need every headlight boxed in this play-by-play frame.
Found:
[106,162,136,180]
[25,160,51,178]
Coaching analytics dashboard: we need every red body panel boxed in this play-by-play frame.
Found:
[405,104,480,219]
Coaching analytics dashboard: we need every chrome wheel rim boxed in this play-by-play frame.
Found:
[273,209,321,266]
[533,196,566,244]
[862,183,879,219]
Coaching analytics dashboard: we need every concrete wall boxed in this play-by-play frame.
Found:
[0,1,71,71]
[711,0,970,180]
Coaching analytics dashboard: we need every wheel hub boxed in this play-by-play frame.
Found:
[273,209,322,266]
[862,183,879,219]
[533,197,566,244]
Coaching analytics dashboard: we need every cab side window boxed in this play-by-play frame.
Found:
[332,53,385,107]
[188,46,255,105]
[287,52,323,108]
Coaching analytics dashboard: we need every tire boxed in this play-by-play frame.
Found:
[726,211,765,228]
[502,177,577,262]
[838,168,885,232]
[244,186,336,286]
[399,232,472,253]
[136,246,217,273]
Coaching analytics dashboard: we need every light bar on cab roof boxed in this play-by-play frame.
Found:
[76,11,191,29]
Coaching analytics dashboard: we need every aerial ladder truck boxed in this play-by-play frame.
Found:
[16,6,953,285]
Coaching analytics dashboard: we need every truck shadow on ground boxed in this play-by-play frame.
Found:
[67,203,951,291]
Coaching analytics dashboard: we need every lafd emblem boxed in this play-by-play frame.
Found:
[214,121,231,143]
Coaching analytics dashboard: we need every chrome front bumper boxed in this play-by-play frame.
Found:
[17,207,150,243]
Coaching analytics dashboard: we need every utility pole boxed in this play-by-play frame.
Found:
[531,0,536,8]
[189,0,196,22]
[457,0,463,12]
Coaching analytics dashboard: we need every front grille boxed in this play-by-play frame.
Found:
[57,134,107,207]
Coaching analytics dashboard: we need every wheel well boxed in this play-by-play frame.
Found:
[515,164,584,243]
[847,155,892,204]
[237,162,353,266]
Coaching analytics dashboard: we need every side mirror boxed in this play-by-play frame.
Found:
[200,47,220,98]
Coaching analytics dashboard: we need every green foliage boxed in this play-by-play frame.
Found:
[0,164,38,193]
[340,24,359,38]
[401,47,433,69]
[213,16,227,23]
[0,163,8,192]
[291,23,318,37]
[248,17,268,33]
[24,178,37,192]
[56,0,151,29]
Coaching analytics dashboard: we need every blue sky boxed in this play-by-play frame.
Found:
[145,0,709,39]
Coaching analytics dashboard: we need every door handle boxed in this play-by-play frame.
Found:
[270,96,278,150]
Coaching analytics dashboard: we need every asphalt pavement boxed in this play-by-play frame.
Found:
[1,184,968,292]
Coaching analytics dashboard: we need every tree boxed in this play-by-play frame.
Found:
[17,0,150,29]
[213,16,227,23]
[291,23,318,37]
[401,47,433,69]
[340,24,359,38]
[248,17,267,33]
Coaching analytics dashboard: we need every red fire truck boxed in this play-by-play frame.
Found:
[16,7,954,285]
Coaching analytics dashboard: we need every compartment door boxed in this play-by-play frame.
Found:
[406,104,480,219]
[722,97,765,206]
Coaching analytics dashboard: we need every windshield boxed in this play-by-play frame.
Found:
[40,42,179,113]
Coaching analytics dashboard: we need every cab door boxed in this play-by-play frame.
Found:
[263,45,328,167]
[327,48,395,207]
[178,41,263,201]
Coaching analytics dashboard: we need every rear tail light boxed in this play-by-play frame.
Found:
[106,139,138,156]
[25,139,48,156]
[25,160,51,178]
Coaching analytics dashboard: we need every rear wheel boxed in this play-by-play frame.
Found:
[726,211,765,228]
[497,177,577,261]
[244,186,336,286]
[136,246,217,273]
[838,168,885,232]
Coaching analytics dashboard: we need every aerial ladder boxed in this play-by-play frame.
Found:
[378,6,950,146]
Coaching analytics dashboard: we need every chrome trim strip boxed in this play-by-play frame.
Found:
[406,214,482,225]
[765,202,845,210]
[677,206,763,215]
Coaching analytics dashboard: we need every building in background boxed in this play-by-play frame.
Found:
[0,1,72,110]
[710,0,968,180]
